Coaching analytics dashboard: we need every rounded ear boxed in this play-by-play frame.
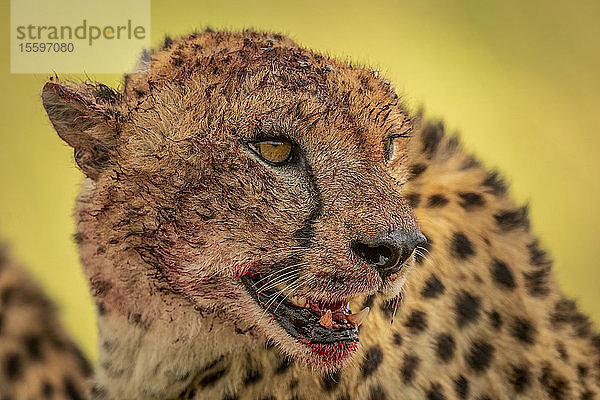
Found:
[42,81,119,180]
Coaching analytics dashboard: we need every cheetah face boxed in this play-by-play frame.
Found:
[42,32,425,371]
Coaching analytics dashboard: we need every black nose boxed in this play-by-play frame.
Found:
[351,229,427,279]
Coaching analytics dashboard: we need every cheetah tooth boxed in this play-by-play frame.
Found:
[319,309,333,328]
[347,307,370,327]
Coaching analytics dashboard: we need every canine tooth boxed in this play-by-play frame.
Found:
[319,309,333,328]
[347,307,370,327]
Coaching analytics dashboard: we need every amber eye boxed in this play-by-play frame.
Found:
[248,141,293,165]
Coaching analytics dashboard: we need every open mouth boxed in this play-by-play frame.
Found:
[240,272,370,361]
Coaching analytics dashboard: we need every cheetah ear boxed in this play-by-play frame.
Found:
[42,81,119,180]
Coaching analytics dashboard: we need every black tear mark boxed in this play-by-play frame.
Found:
[293,161,323,248]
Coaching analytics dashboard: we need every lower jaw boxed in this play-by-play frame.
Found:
[299,339,359,367]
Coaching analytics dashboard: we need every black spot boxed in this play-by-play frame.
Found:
[459,192,485,209]
[509,365,531,393]
[465,340,495,373]
[451,232,475,259]
[523,268,551,297]
[409,163,428,178]
[581,391,596,400]
[90,384,107,398]
[243,366,263,385]
[540,364,570,400]
[489,311,503,330]
[422,121,444,159]
[510,318,536,344]
[427,383,447,400]
[550,299,592,338]
[24,335,43,360]
[362,294,375,310]
[455,290,481,328]
[4,353,22,380]
[393,333,403,346]
[491,259,516,289]
[494,207,529,231]
[421,274,445,298]
[454,375,470,399]
[96,301,108,316]
[73,232,85,244]
[556,342,568,361]
[379,298,398,319]
[42,381,54,398]
[275,356,293,374]
[89,279,112,297]
[482,170,507,195]
[362,346,384,377]
[527,240,552,267]
[404,310,428,333]
[64,377,84,400]
[401,354,420,384]
[405,193,421,208]
[577,364,588,378]
[427,194,449,208]
[368,385,387,400]
[222,394,238,400]
[321,369,341,391]
[70,343,92,376]
[199,367,228,387]
[435,333,456,363]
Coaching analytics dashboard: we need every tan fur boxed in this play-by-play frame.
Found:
[3,29,599,399]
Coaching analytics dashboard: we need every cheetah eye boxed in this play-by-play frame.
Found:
[383,137,395,162]
[383,132,409,162]
[248,140,293,165]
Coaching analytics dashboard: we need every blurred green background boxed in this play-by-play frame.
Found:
[0,0,598,360]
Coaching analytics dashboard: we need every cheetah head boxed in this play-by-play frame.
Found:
[42,31,424,370]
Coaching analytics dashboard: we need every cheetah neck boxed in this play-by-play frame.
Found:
[93,301,249,400]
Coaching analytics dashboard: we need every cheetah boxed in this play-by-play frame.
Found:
[1,29,599,399]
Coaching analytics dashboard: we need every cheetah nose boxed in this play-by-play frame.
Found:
[351,229,427,280]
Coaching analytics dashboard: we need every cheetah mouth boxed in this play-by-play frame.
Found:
[240,273,369,350]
